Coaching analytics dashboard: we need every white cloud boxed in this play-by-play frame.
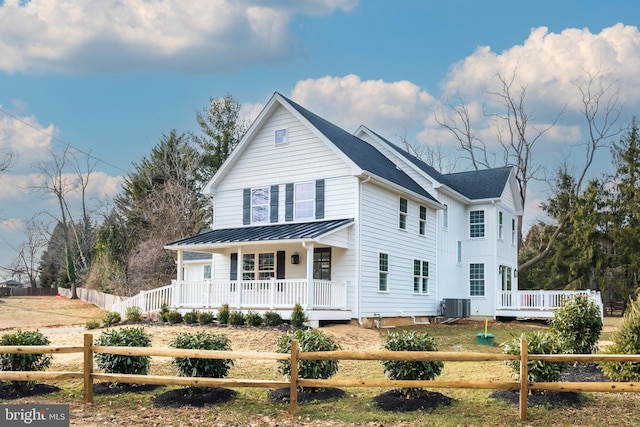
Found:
[290,74,436,136]
[0,108,55,165]
[0,218,23,232]
[442,24,640,117]
[0,0,358,73]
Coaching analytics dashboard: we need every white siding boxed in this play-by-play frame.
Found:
[212,105,356,228]
[358,182,438,317]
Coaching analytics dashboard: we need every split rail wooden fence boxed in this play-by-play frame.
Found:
[1,335,639,421]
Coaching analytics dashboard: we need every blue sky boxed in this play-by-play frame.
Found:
[1,0,639,280]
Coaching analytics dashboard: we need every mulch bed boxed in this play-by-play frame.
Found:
[93,382,161,395]
[268,387,346,403]
[489,363,610,407]
[0,383,61,399]
[153,387,237,408]
[373,389,453,412]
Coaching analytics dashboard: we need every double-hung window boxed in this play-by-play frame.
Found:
[419,205,427,236]
[511,218,516,245]
[399,198,408,230]
[413,260,429,294]
[498,211,504,240]
[469,263,485,296]
[203,265,212,280]
[251,188,270,223]
[469,210,485,238]
[379,253,389,292]
[294,182,314,219]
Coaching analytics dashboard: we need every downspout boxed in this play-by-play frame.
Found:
[356,173,371,326]
[492,199,499,320]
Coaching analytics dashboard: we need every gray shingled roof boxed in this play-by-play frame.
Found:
[370,128,512,200]
[167,218,354,247]
[281,94,439,204]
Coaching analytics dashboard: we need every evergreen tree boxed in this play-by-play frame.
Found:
[193,93,249,185]
[607,120,640,302]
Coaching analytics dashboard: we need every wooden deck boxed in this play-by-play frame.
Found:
[495,289,603,319]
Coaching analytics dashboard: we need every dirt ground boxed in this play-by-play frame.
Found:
[0,296,385,370]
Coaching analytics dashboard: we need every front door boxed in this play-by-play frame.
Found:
[313,248,331,280]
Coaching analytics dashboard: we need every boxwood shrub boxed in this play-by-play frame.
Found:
[0,330,53,390]
[94,327,152,376]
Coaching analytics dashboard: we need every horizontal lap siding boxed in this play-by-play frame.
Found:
[435,193,466,300]
[214,106,355,228]
[359,183,437,317]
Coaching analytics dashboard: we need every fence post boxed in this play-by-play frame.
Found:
[519,337,528,421]
[83,333,94,404]
[289,339,299,415]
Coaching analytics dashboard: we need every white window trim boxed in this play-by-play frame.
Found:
[399,197,408,231]
[469,262,485,297]
[442,204,448,230]
[274,128,288,146]
[251,187,270,224]
[413,259,429,295]
[469,209,485,239]
[498,211,504,241]
[378,252,389,293]
[419,205,427,237]
[294,181,315,220]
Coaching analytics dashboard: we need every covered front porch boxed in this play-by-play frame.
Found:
[113,218,357,325]
[495,289,603,319]
[111,277,351,325]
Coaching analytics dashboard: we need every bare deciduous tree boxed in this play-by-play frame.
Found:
[1,217,50,288]
[32,147,98,298]
[518,71,623,272]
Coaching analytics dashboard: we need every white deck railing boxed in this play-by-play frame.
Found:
[496,289,603,317]
[112,279,348,317]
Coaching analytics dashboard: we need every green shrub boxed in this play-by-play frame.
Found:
[171,331,234,380]
[228,310,246,326]
[502,331,567,386]
[277,329,340,388]
[164,310,183,324]
[218,304,230,325]
[601,296,640,381]
[549,294,603,354]
[125,306,143,322]
[0,330,53,390]
[246,311,263,327]
[381,330,443,398]
[102,311,122,326]
[198,311,214,325]
[290,303,308,328]
[94,327,152,375]
[85,319,101,330]
[263,311,283,327]
[158,304,170,322]
[183,310,200,325]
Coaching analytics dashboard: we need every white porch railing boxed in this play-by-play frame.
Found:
[112,279,348,317]
[496,289,603,317]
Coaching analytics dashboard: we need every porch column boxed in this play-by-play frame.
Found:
[176,250,184,282]
[236,247,243,309]
[304,242,314,309]
[175,250,184,309]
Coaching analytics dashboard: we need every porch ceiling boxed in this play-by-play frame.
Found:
[165,218,354,251]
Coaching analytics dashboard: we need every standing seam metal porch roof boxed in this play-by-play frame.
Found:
[166,218,354,248]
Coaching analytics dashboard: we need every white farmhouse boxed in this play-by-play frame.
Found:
[115,92,601,326]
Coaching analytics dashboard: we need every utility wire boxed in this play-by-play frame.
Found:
[0,106,130,174]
